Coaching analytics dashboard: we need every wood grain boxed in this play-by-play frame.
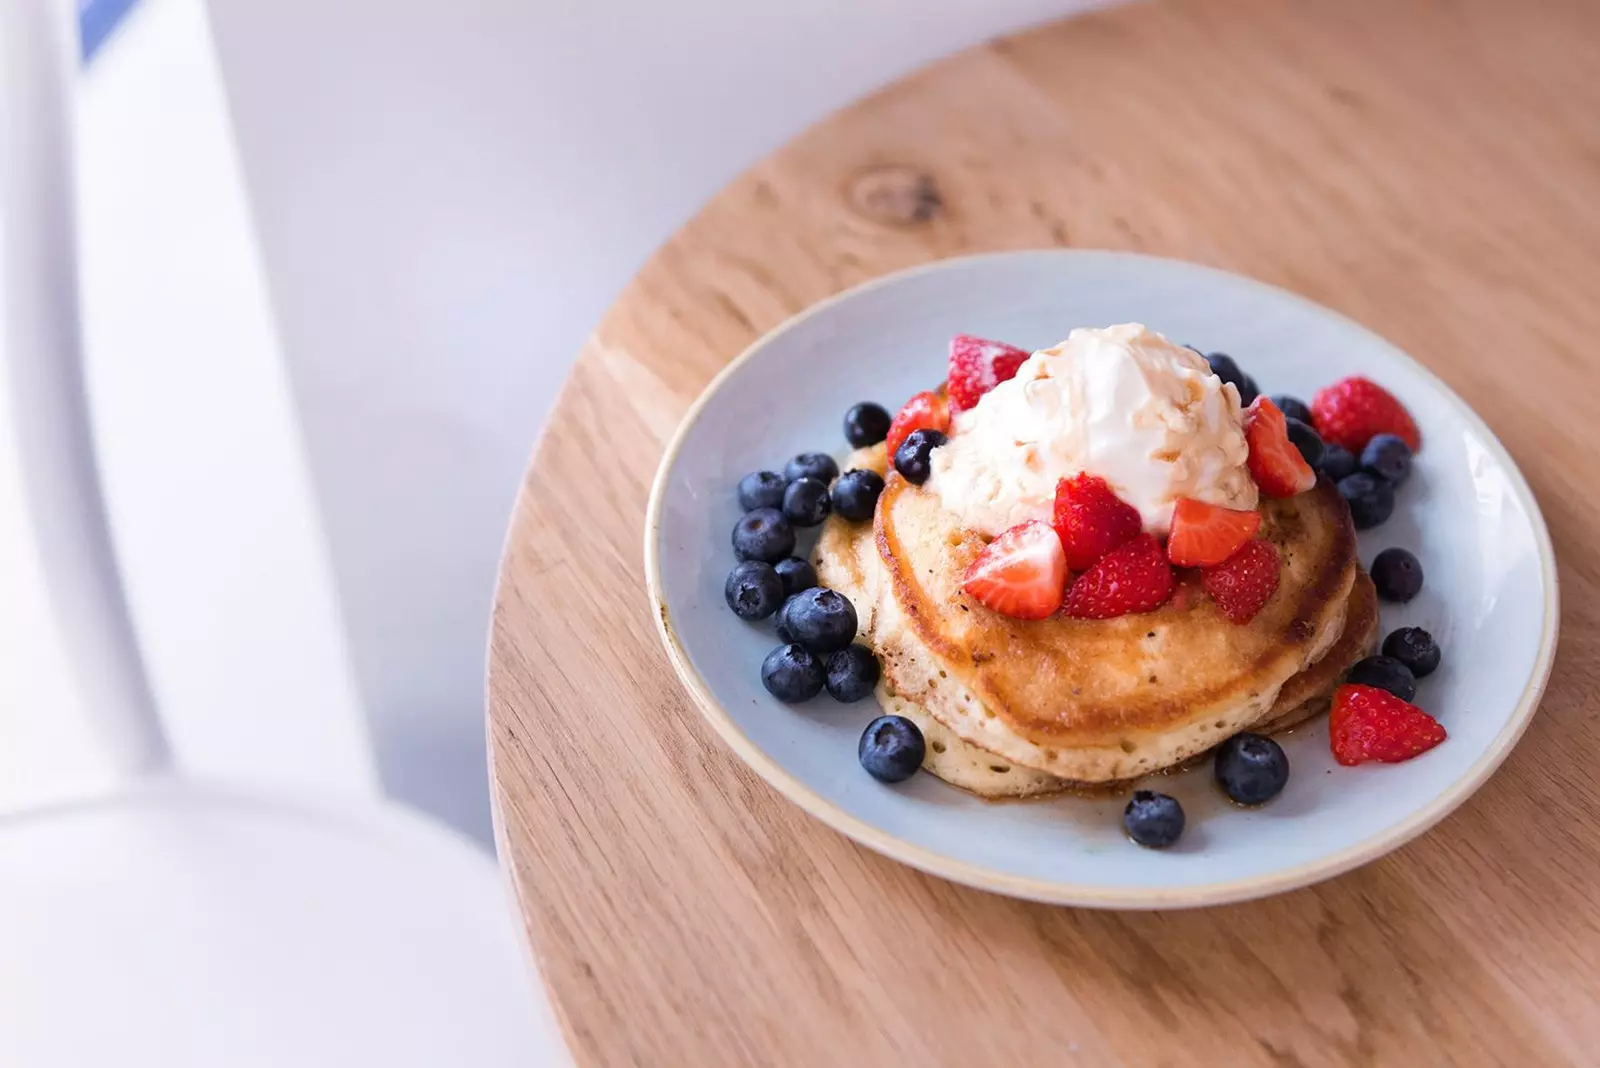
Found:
[487,0,1600,1063]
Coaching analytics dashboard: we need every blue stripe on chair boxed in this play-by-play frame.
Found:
[79,0,141,61]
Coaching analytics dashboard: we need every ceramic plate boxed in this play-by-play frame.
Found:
[645,250,1558,908]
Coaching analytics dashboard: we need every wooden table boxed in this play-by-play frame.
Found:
[487,0,1600,1062]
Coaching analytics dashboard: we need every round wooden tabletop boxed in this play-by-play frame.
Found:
[487,1,1600,1063]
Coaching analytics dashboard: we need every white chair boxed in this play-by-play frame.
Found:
[0,3,561,1063]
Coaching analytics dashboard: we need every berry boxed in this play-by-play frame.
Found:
[825,645,880,702]
[1361,433,1413,486]
[1311,376,1421,454]
[1329,684,1447,766]
[1122,791,1185,849]
[737,470,786,512]
[1064,533,1175,619]
[831,469,885,522]
[1214,733,1290,806]
[761,644,826,703]
[784,452,838,485]
[1245,397,1317,498]
[731,508,796,563]
[774,596,799,643]
[1166,498,1262,568]
[1236,374,1260,407]
[773,557,817,598]
[1285,418,1326,469]
[858,715,926,783]
[782,587,858,653]
[1371,547,1423,602]
[781,477,831,526]
[1347,655,1417,701]
[1383,626,1441,678]
[1052,474,1143,570]
[1206,352,1246,391]
[843,402,891,447]
[1318,443,1358,482]
[1272,395,1314,425]
[962,520,1068,620]
[893,428,947,485]
[1201,539,1281,624]
[724,561,784,621]
[1337,472,1395,530]
[947,334,1029,412]
[885,390,950,458]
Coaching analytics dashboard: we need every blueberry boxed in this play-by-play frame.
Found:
[1122,791,1185,849]
[843,402,891,448]
[737,470,786,512]
[761,644,826,703]
[731,508,796,563]
[1206,352,1244,388]
[858,715,925,783]
[1285,418,1325,469]
[1337,472,1395,530]
[1236,373,1261,407]
[724,561,783,621]
[782,587,858,653]
[1361,433,1413,486]
[1319,444,1359,482]
[825,645,880,702]
[831,469,885,522]
[1273,395,1314,426]
[773,557,817,598]
[1347,655,1417,701]
[1371,547,1423,602]
[782,477,832,526]
[1383,626,1441,678]
[774,596,799,643]
[1214,733,1290,806]
[784,452,839,485]
[893,428,947,485]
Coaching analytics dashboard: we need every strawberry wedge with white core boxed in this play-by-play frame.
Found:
[961,520,1068,620]
[947,335,1030,413]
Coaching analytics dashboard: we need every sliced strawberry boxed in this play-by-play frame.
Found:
[1245,396,1317,498]
[947,335,1030,412]
[1052,474,1144,571]
[1063,533,1175,619]
[961,520,1067,620]
[1166,498,1262,568]
[1311,376,1421,454]
[885,390,950,459]
[1201,539,1280,624]
[1330,683,1447,766]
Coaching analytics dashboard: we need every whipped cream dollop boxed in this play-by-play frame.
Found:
[928,323,1257,537]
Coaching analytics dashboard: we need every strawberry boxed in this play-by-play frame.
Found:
[1052,474,1144,571]
[1166,498,1262,568]
[1063,533,1175,619]
[1311,376,1421,454]
[1245,396,1317,498]
[961,520,1067,620]
[1201,539,1280,623]
[1329,684,1447,766]
[947,334,1030,412]
[885,390,950,459]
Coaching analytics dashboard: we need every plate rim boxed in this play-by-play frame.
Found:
[642,248,1561,909]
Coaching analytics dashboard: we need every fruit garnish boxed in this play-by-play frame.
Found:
[1165,497,1262,568]
[1200,539,1280,623]
[1311,376,1421,454]
[1063,533,1175,619]
[1052,474,1143,570]
[961,520,1068,620]
[947,334,1030,412]
[885,390,950,458]
[1329,683,1447,766]
[1245,397,1317,498]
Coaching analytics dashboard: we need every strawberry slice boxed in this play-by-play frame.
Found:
[1063,533,1175,619]
[1166,498,1262,568]
[1330,683,1447,766]
[885,390,950,459]
[961,520,1067,620]
[1201,539,1280,624]
[1052,474,1143,571]
[1312,376,1421,454]
[1245,396,1317,498]
[947,335,1030,412]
